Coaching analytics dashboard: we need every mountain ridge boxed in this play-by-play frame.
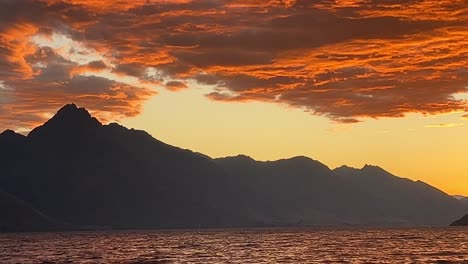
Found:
[215,155,465,226]
[0,104,466,231]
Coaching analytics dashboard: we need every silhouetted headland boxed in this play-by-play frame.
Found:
[450,214,468,226]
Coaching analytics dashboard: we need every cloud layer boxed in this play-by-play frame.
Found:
[0,0,467,128]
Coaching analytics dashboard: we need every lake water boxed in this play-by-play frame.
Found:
[1,227,467,263]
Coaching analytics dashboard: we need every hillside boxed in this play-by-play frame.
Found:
[450,214,468,226]
[0,104,251,229]
[215,157,465,226]
[0,190,59,232]
[0,104,465,230]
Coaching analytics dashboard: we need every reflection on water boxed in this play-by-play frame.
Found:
[1,227,467,263]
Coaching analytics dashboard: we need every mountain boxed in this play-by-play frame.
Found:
[0,104,465,230]
[0,189,59,232]
[215,157,465,226]
[450,214,468,226]
[333,165,464,225]
[0,104,252,230]
[214,155,347,226]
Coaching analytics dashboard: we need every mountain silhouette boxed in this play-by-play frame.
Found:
[28,103,101,140]
[450,214,468,226]
[215,156,465,226]
[0,104,466,231]
[334,165,466,225]
[0,104,250,229]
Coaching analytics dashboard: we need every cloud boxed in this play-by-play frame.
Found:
[425,123,464,128]
[165,81,188,91]
[71,60,108,76]
[0,75,155,129]
[0,0,467,129]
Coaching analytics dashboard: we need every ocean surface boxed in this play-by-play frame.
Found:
[1,227,467,263]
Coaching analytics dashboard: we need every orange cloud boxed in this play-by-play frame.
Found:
[0,76,155,130]
[70,60,108,76]
[165,81,188,91]
[0,23,39,80]
[0,0,467,128]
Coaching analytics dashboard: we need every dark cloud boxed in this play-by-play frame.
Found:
[0,0,466,129]
[174,50,274,67]
[0,75,155,129]
[165,80,188,91]
[113,63,143,77]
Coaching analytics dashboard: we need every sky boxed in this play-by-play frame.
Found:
[0,0,467,195]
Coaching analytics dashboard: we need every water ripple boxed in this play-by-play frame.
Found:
[0,227,467,263]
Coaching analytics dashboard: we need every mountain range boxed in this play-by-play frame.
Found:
[0,104,466,231]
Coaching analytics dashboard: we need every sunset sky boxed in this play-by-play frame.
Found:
[0,0,467,195]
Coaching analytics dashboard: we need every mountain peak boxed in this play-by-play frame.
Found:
[1,129,18,137]
[362,164,385,171]
[214,154,255,166]
[236,154,254,160]
[336,165,357,170]
[360,164,397,178]
[54,104,95,121]
[279,155,324,165]
[333,165,360,175]
[28,104,101,139]
[59,103,78,111]
[0,129,26,142]
[221,154,255,161]
[288,155,313,161]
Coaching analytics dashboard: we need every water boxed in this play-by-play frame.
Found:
[1,227,467,263]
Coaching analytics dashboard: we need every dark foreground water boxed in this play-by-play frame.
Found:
[1,227,467,263]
